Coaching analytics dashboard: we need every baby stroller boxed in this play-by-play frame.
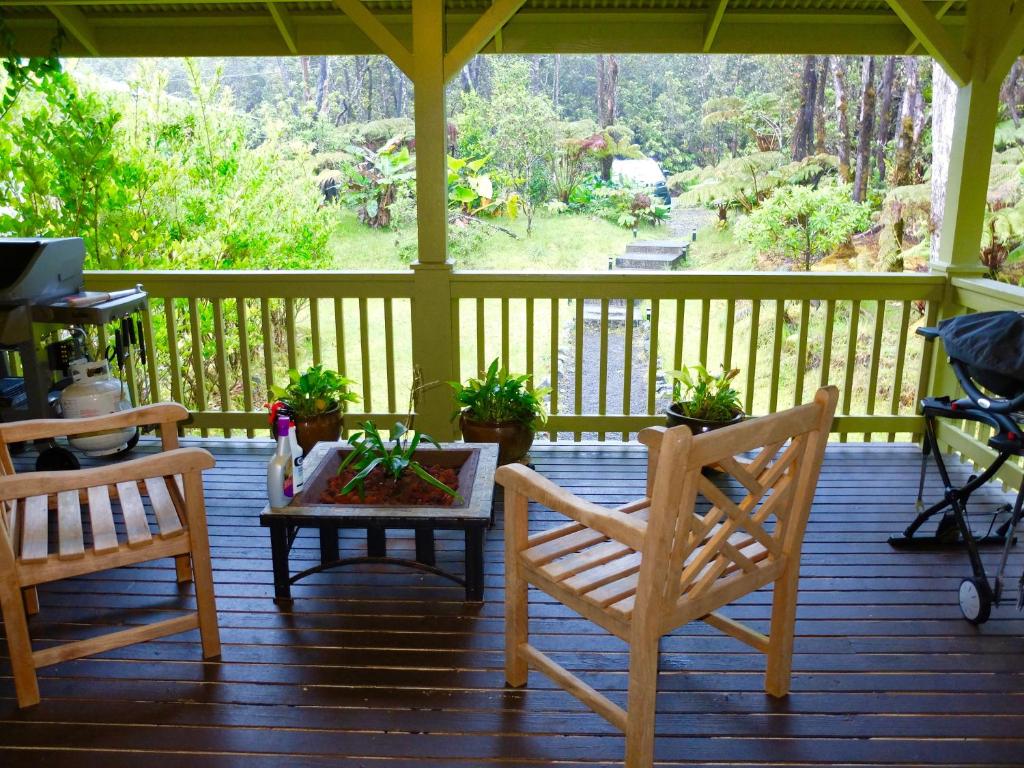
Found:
[889,311,1024,624]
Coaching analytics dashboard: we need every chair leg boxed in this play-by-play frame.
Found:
[22,586,39,615]
[504,489,528,687]
[765,563,800,697]
[624,634,660,768]
[175,554,192,584]
[183,471,221,659]
[1,579,40,707]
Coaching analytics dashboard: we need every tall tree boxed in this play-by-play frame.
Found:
[831,57,852,182]
[853,56,877,202]
[931,62,957,263]
[791,55,817,160]
[1001,59,1023,127]
[891,57,921,187]
[814,56,829,154]
[873,57,897,183]
[313,56,330,117]
[596,54,619,179]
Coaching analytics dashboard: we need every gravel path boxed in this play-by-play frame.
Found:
[666,205,714,240]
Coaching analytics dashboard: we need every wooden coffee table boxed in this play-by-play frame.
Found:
[259,441,499,602]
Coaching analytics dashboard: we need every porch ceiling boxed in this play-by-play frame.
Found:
[0,0,968,59]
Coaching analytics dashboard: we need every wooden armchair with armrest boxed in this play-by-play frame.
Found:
[497,386,838,768]
[0,403,220,707]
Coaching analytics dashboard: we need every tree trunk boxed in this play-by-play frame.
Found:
[1001,59,1023,127]
[300,56,311,104]
[853,56,877,203]
[891,57,920,187]
[314,56,330,117]
[930,62,957,263]
[596,54,619,179]
[814,56,829,154]
[792,55,817,161]
[874,57,897,183]
[553,54,561,116]
[832,57,852,183]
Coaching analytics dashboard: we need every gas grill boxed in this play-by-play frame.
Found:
[0,237,148,424]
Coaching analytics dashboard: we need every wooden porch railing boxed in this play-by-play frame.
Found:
[86,270,947,442]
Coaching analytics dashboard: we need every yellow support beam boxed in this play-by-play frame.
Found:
[332,0,413,78]
[266,3,298,55]
[47,4,100,56]
[702,0,729,53]
[988,1,1024,83]
[885,0,970,86]
[443,0,526,81]
[904,0,953,55]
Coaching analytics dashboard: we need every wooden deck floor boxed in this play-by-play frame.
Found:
[2,440,1023,767]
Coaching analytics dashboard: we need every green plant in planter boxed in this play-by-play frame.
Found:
[666,364,743,422]
[269,365,359,419]
[450,358,550,427]
[338,421,461,501]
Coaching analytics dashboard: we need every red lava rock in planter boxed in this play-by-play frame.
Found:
[459,414,533,465]
[320,464,459,506]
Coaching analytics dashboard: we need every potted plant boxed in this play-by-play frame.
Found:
[665,364,744,433]
[270,365,359,455]
[450,358,550,465]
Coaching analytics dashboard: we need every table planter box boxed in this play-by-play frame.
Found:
[260,441,499,601]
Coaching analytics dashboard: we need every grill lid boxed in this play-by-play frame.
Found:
[938,310,1024,398]
[0,237,84,304]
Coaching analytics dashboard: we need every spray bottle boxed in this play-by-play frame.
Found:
[267,415,294,508]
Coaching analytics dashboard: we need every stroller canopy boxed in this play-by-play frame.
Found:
[938,311,1024,398]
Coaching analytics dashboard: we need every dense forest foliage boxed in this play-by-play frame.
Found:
[6,45,1024,279]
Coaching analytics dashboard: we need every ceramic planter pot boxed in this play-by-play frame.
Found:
[459,413,534,465]
[295,406,343,455]
[665,403,744,434]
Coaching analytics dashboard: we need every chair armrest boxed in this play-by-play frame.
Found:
[495,463,647,551]
[0,447,215,502]
[0,403,189,445]
[637,426,666,449]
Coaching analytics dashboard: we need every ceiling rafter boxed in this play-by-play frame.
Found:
[47,4,100,55]
[266,3,298,55]
[443,0,526,81]
[987,1,1024,82]
[903,0,953,55]
[702,0,729,53]
[885,0,969,86]
[331,0,413,78]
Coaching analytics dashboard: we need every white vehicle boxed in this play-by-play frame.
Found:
[611,158,672,207]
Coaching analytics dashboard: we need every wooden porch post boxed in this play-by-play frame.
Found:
[409,0,458,438]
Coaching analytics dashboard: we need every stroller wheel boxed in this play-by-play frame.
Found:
[959,578,992,624]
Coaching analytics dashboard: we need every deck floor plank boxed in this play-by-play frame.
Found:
[1,439,1023,766]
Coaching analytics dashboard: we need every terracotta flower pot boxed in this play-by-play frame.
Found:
[665,403,744,434]
[295,406,343,456]
[459,413,534,465]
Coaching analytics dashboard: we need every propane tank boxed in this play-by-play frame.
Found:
[60,359,134,456]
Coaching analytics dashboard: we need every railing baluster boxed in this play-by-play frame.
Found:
[913,300,940,442]
[384,297,396,414]
[310,298,321,367]
[359,298,372,412]
[285,297,298,371]
[888,300,912,442]
[745,299,760,415]
[673,299,685,372]
[793,299,810,407]
[622,298,634,441]
[840,300,861,442]
[501,297,510,370]
[164,299,182,405]
[598,298,609,442]
[476,297,486,374]
[236,297,254,438]
[647,299,660,416]
[450,297,462,390]
[864,300,886,442]
[722,299,735,370]
[549,297,560,442]
[334,296,347,379]
[525,298,534,391]
[260,299,274,417]
[212,298,231,438]
[121,323,141,412]
[768,300,785,413]
[140,300,160,405]
[574,298,584,442]
[699,298,710,365]
[820,299,835,389]
[187,298,208,438]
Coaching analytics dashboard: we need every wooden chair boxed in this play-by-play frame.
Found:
[497,386,838,768]
[0,403,221,708]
